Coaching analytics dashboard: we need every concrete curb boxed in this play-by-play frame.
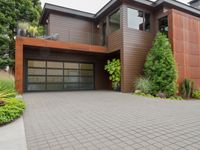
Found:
[0,117,27,150]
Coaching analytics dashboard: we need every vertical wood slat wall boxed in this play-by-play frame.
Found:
[120,4,154,92]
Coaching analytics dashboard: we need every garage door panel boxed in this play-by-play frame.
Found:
[47,84,63,90]
[64,63,79,69]
[47,69,63,76]
[28,84,46,91]
[80,70,93,76]
[64,70,79,76]
[47,61,63,68]
[64,83,79,90]
[28,76,46,83]
[47,76,63,83]
[64,77,79,83]
[28,69,46,75]
[28,60,46,68]
[26,60,95,92]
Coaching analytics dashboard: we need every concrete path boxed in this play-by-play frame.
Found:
[23,91,200,150]
[0,117,27,150]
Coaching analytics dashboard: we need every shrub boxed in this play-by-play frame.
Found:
[0,78,25,125]
[135,77,152,94]
[0,80,16,99]
[192,90,200,99]
[104,59,121,90]
[180,78,194,99]
[144,32,178,97]
[0,98,25,125]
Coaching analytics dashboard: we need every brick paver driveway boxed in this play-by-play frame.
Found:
[23,91,200,150]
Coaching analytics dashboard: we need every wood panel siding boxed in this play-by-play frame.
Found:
[49,14,99,45]
[121,4,154,92]
[108,29,122,52]
[168,9,200,89]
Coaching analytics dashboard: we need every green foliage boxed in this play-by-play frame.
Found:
[180,78,194,99]
[192,90,200,99]
[135,77,152,94]
[0,98,25,125]
[0,80,16,99]
[0,0,42,69]
[0,57,14,69]
[104,59,121,90]
[134,92,183,100]
[144,32,178,97]
[28,25,38,37]
[18,22,29,30]
[0,78,25,125]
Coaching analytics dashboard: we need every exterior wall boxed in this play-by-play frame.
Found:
[168,9,200,89]
[108,29,123,52]
[120,4,154,92]
[15,37,107,94]
[48,13,99,45]
[24,48,110,91]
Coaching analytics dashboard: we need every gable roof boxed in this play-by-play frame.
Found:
[39,0,200,25]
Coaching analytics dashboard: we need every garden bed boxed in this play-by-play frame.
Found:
[0,71,25,125]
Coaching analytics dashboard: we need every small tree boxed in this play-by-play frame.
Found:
[144,32,177,96]
[104,59,121,90]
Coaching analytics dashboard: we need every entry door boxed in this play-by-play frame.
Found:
[26,60,94,92]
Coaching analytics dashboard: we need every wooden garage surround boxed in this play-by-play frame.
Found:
[15,36,108,94]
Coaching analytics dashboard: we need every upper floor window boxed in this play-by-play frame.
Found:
[159,16,168,36]
[109,9,120,33]
[127,8,150,31]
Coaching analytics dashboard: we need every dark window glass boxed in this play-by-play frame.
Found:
[109,9,120,33]
[127,8,150,31]
[159,16,168,36]
[144,13,150,31]
[102,21,106,46]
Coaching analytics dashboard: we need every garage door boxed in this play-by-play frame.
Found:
[26,60,95,92]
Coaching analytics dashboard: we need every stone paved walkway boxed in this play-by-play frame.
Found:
[23,91,200,150]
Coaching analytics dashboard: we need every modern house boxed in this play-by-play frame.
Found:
[15,0,200,93]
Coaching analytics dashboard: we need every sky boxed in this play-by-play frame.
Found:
[40,0,191,14]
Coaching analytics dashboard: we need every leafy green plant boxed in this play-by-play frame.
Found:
[192,90,200,99]
[180,78,194,99]
[144,32,178,97]
[0,98,25,125]
[135,77,152,94]
[28,26,38,37]
[104,59,121,90]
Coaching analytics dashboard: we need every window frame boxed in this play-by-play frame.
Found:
[127,7,151,32]
[109,8,121,34]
